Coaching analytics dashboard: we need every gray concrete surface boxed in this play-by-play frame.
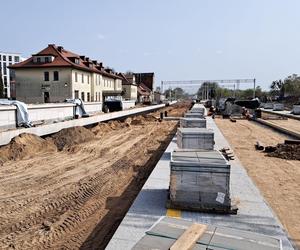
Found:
[261,108,300,121]
[0,104,166,146]
[106,117,295,250]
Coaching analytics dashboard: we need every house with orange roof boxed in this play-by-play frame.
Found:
[9,44,123,104]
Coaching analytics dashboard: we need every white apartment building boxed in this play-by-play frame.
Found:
[0,52,22,98]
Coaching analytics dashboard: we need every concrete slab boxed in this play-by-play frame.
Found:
[0,104,166,146]
[261,108,300,121]
[106,117,295,250]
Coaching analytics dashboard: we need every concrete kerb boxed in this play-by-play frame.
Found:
[0,103,171,146]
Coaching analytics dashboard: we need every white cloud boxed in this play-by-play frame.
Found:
[216,50,223,54]
[143,52,151,56]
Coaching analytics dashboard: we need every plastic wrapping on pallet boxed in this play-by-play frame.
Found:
[177,128,214,150]
[292,105,300,115]
[169,150,231,210]
[133,217,282,250]
[264,103,274,109]
[273,103,284,111]
[180,118,206,128]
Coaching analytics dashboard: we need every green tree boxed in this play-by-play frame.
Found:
[197,82,219,99]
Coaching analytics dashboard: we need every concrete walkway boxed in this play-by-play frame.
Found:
[106,117,295,250]
[261,108,300,121]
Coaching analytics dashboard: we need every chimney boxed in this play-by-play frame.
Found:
[92,60,97,65]
[57,46,64,52]
[80,55,86,60]
[85,57,90,62]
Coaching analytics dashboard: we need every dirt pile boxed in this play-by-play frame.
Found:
[0,133,56,164]
[267,144,300,160]
[52,126,95,151]
[92,120,130,136]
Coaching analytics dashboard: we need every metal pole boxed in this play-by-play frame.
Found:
[253,78,256,99]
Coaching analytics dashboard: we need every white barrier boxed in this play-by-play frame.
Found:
[0,102,103,130]
[0,104,166,146]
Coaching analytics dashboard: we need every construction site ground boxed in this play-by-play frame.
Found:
[215,118,300,249]
[107,116,294,250]
[0,102,190,250]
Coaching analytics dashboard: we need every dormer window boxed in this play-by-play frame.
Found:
[75,58,80,64]
[33,55,54,64]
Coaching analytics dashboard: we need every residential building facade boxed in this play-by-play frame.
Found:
[0,51,22,98]
[9,44,122,103]
[118,73,138,101]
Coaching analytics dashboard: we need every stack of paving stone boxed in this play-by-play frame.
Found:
[180,117,206,128]
[133,217,282,250]
[184,104,205,118]
[168,149,231,212]
[177,128,214,150]
[168,103,235,213]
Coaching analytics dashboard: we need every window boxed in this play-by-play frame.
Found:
[3,55,6,61]
[75,72,78,82]
[8,56,12,61]
[14,56,19,62]
[87,75,89,84]
[82,74,84,83]
[45,57,49,63]
[74,90,79,99]
[0,55,2,61]
[87,92,90,102]
[81,92,85,101]
[75,58,80,64]
[44,72,49,81]
[53,71,59,81]
[3,63,7,75]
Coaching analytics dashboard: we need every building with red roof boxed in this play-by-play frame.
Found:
[9,44,123,103]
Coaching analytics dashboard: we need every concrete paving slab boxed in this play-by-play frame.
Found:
[106,117,295,250]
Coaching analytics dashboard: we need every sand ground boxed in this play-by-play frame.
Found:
[215,118,300,249]
[0,102,190,250]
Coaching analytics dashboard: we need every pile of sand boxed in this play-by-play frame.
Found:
[92,120,130,136]
[267,144,300,160]
[0,133,56,164]
[51,127,95,151]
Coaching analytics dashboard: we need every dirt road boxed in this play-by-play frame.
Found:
[215,118,300,248]
[0,102,190,249]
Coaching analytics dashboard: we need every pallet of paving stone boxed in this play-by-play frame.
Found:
[180,118,206,128]
[168,149,235,213]
[184,112,205,119]
[177,128,214,150]
[132,216,282,250]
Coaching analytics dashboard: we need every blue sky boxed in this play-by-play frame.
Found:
[2,0,300,91]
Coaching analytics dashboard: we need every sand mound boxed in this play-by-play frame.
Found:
[92,120,130,136]
[0,133,56,164]
[52,127,95,151]
[267,144,300,160]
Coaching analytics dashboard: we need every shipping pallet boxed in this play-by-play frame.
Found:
[166,199,238,215]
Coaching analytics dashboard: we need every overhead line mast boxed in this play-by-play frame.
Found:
[161,78,256,99]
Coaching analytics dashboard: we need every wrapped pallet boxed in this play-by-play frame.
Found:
[292,105,300,115]
[273,103,284,111]
[184,112,204,118]
[168,150,232,212]
[133,217,282,250]
[177,128,214,150]
[180,118,206,128]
